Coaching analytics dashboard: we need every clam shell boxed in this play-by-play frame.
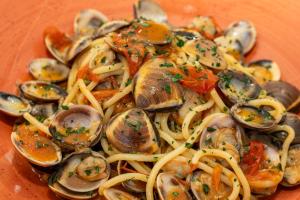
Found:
[0,92,31,117]
[29,58,70,82]
[20,81,67,102]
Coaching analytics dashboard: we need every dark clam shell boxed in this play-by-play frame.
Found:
[263,81,300,112]
[217,70,261,106]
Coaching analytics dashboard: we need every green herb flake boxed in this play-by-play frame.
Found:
[171,73,183,83]
[68,171,74,177]
[160,62,174,68]
[125,79,132,86]
[207,127,216,132]
[185,142,193,149]
[202,183,210,194]
[61,105,69,110]
[172,191,179,197]
[164,84,171,94]
[176,38,185,47]
[84,169,92,176]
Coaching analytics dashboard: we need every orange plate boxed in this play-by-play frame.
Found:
[0,0,299,199]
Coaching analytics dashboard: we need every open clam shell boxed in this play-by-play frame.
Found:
[184,38,227,70]
[93,20,130,38]
[0,92,31,117]
[231,103,276,131]
[134,0,168,23]
[48,149,110,199]
[29,58,70,83]
[247,59,281,84]
[11,123,62,167]
[217,70,261,105]
[282,144,300,187]
[224,20,257,54]
[20,81,67,102]
[157,173,192,200]
[74,9,108,36]
[117,160,146,193]
[44,27,73,64]
[199,114,243,162]
[49,105,102,151]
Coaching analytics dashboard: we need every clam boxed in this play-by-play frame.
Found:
[117,160,146,193]
[11,123,62,167]
[282,144,300,186]
[173,29,199,40]
[93,20,130,38]
[103,188,140,200]
[184,38,227,70]
[49,105,102,151]
[106,108,159,154]
[224,20,257,54]
[188,16,221,39]
[29,58,70,83]
[133,58,183,111]
[263,81,300,112]
[214,36,244,61]
[246,60,281,84]
[74,9,108,36]
[242,135,282,195]
[0,92,31,117]
[217,70,261,105]
[199,114,243,162]
[190,171,232,200]
[134,0,168,23]
[156,173,192,200]
[273,113,300,145]
[174,89,205,124]
[30,103,58,118]
[231,103,276,130]
[20,81,67,102]
[44,27,73,64]
[67,36,92,61]
[162,156,193,178]
[48,149,110,199]
[133,19,173,45]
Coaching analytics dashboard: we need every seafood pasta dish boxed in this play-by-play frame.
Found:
[1,0,300,199]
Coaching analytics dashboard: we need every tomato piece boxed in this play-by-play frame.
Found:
[44,26,72,51]
[111,33,145,76]
[92,89,118,101]
[77,65,101,82]
[169,66,218,94]
[241,140,265,176]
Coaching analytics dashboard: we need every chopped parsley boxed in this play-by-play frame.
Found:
[211,46,217,56]
[172,191,179,197]
[66,127,86,135]
[160,62,174,68]
[207,127,216,132]
[176,38,185,47]
[171,73,183,83]
[61,105,69,110]
[68,171,74,177]
[125,79,132,86]
[126,120,142,132]
[164,84,171,94]
[101,56,106,63]
[35,141,43,149]
[35,115,46,123]
[202,184,210,194]
[185,142,193,149]
[84,169,92,176]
